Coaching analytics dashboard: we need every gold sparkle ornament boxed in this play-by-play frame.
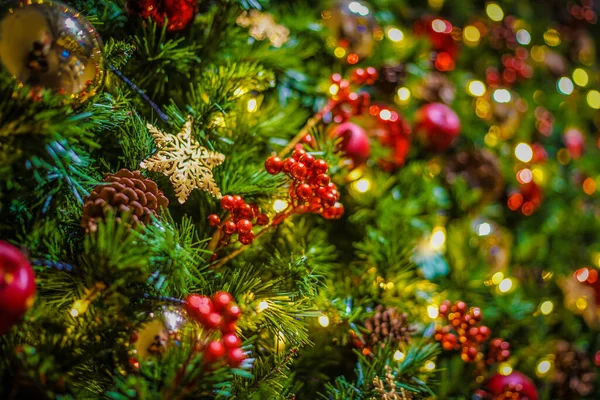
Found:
[141,117,225,203]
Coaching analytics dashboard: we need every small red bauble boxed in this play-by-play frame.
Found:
[237,204,254,220]
[299,154,315,169]
[290,162,308,180]
[0,241,36,335]
[220,195,236,210]
[414,103,461,152]
[330,122,371,165]
[224,303,241,321]
[313,159,328,175]
[486,371,538,400]
[212,292,233,312]
[315,174,330,187]
[224,221,237,235]
[238,231,255,245]
[237,219,253,234]
[127,0,196,32]
[265,156,283,174]
[204,340,226,363]
[221,321,237,334]
[227,347,246,367]
[205,312,223,329]
[282,157,297,173]
[296,184,313,200]
[292,148,306,160]
[232,195,244,209]
[207,214,220,227]
[223,333,242,349]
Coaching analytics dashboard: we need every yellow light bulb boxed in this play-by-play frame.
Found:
[70,299,89,318]
[486,3,504,21]
[515,143,533,163]
[427,305,439,319]
[318,314,330,327]
[247,98,258,112]
[576,296,588,311]
[463,25,481,44]
[491,272,504,285]
[587,90,600,109]
[394,350,406,361]
[397,87,411,102]
[423,360,436,371]
[499,363,513,376]
[273,199,289,213]
[498,278,513,293]
[467,80,486,97]
[387,27,404,42]
[536,360,552,376]
[573,68,589,87]
[334,47,346,58]
[540,301,553,315]
[354,178,371,193]
[429,227,446,251]
[329,84,340,96]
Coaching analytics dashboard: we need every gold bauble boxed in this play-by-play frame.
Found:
[323,0,375,60]
[133,307,187,359]
[0,0,104,102]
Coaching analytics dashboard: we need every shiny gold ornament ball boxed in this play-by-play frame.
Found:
[0,0,104,102]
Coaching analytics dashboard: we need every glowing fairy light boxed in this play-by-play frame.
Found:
[423,361,436,371]
[394,350,406,361]
[318,314,330,327]
[498,278,513,293]
[247,98,258,112]
[273,199,288,212]
[491,272,504,285]
[573,68,588,87]
[467,80,486,96]
[493,89,511,103]
[257,301,269,312]
[536,360,552,376]
[516,29,531,45]
[539,301,553,315]
[477,222,491,236]
[499,363,513,376]
[397,87,411,102]
[379,109,392,120]
[557,77,574,95]
[427,305,439,318]
[354,178,371,193]
[387,27,404,42]
[515,143,533,163]
[586,90,600,109]
[486,3,504,21]
[429,227,446,251]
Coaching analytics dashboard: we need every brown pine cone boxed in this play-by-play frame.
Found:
[415,72,455,104]
[363,305,415,348]
[82,169,169,232]
[444,149,505,204]
[552,340,596,397]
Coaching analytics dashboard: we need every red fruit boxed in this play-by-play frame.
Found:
[455,301,467,313]
[330,122,371,165]
[469,307,482,321]
[323,193,337,207]
[208,214,220,227]
[282,157,297,173]
[227,347,246,367]
[237,219,253,234]
[315,174,330,187]
[365,66,378,83]
[256,214,269,226]
[212,292,233,312]
[204,340,226,363]
[237,203,255,220]
[486,371,538,400]
[313,159,328,175]
[232,195,244,209]
[315,186,329,199]
[296,184,313,200]
[127,0,197,32]
[223,333,242,349]
[564,128,585,159]
[185,295,213,323]
[0,241,36,334]
[205,312,223,329]
[414,103,461,152]
[299,154,315,169]
[442,333,457,350]
[220,195,235,210]
[531,142,548,163]
[292,148,306,160]
[290,162,308,180]
[224,303,241,321]
[238,231,255,245]
[265,156,283,174]
[221,321,237,334]
[478,326,491,340]
[330,73,342,84]
[224,220,237,235]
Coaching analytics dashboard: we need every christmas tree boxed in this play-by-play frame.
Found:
[1,0,599,398]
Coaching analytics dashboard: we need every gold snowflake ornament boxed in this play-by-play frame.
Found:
[141,117,225,204]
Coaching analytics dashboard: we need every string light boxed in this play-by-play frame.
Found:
[423,360,436,371]
[576,296,588,311]
[515,143,533,162]
[379,109,392,120]
[557,77,574,95]
[387,27,404,42]
[394,350,406,361]
[539,301,554,315]
[70,299,89,318]
[247,98,258,112]
[329,84,340,96]
[463,25,481,45]
[573,68,589,87]
[273,199,289,212]
[499,363,513,376]
[429,227,446,251]
[491,272,504,285]
[587,90,600,109]
[467,80,486,96]
[536,360,552,376]
[516,29,531,45]
[493,89,511,103]
[427,305,439,318]
[397,87,411,103]
[353,178,371,193]
[486,3,504,21]
[334,47,346,58]
[318,314,330,327]
[583,178,596,195]
[477,222,491,236]
[543,29,561,46]
[498,278,513,293]
[257,301,269,312]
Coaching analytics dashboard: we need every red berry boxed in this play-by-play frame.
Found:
[455,301,467,313]
[232,195,244,209]
[237,219,253,234]
[352,68,366,83]
[239,231,255,245]
[221,321,237,334]
[366,66,378,82]
[265,156,283,174]
[323,193,337,207]
[256,214,269,226]
[282,157,297,173]
[220,195,235,210]
[315,186,329,199]
[224,220,237,235]
[212,292,233,312]
[479,325,490,339]
[330,73,342,84]
[208,214,220,227]
[237,204,254,220]
[290,162,308,180]
[204,340,225,363]
[223,333,242,349]
[227,347,246,367]
[299,153,315,169]
[469,307,482,321]
[185,295,213,322]
[205,312,223,329]
[315,174,330,186]
[313,159,328,175]
[296,184,313,200]
[224,303,241,321]
[292,148,306,160]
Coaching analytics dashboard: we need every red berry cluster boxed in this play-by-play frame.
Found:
[434,301,509,364]
[265,149,344,220]
[184,292,246,367]
[487,338,510,365]
[569,1,597,24]
[507,181,542,216]
[208,195,269,248]
[486,51,533,87]
[328,67,377,124]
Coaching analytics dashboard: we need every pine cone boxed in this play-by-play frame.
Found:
[444,149,505,203]
[363,305,415,348]
[415,72,455,104]
[82,169,169,232]
[552,340,596,397]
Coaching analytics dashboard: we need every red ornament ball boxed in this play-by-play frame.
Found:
[237,219,253,234]
[0,241,36,335]
[414,103,461,152]
[127,0,196,31]
[220,195,236,210]
[330,122,371,165]
[486,371,538,400]
[265,156,283,174]
[238,231,255,245]
[207,214,220,227]
[223,220,237,235]
[224,303,241,321]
